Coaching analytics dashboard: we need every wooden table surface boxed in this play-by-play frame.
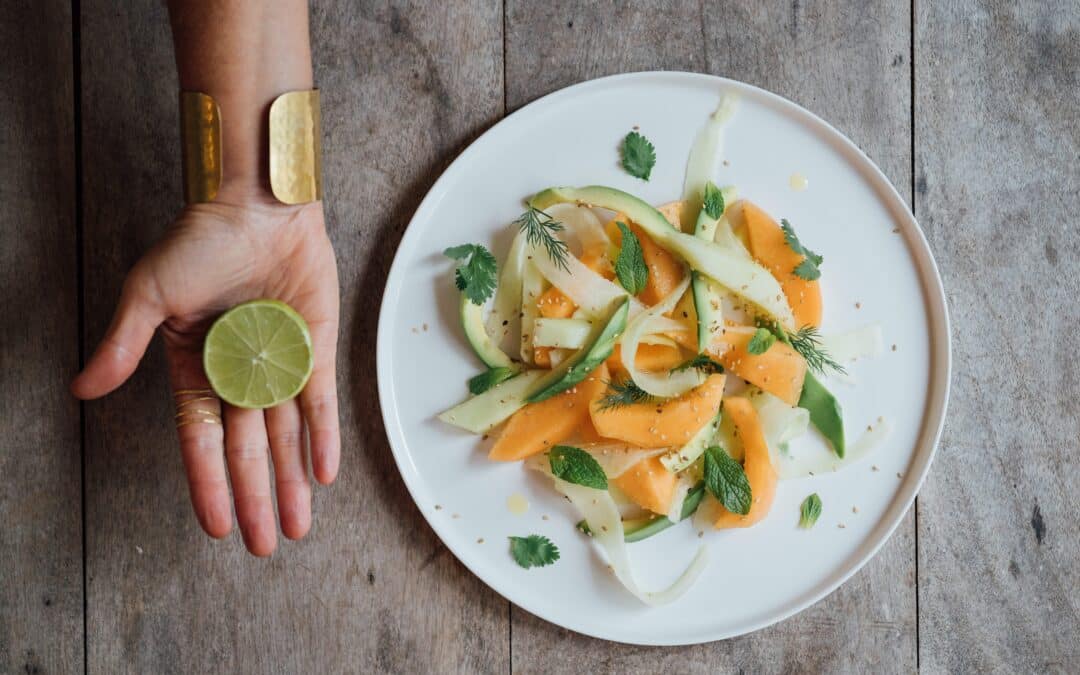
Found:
[2,1,1077,672]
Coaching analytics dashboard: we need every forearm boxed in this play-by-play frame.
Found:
[167,0,313,196]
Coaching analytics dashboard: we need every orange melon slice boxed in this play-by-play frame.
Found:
[488,364,609,461]
[613,455,677,515]
[711,330,806,406]
[605,206,686,306]
[590,374,725,447]
[712,396,777,529]
[742,201,822,328]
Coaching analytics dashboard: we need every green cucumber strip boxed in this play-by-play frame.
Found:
[798,372,846,457]
[460,295,516,369]
[661,411,722,473]
[437,370,543,434]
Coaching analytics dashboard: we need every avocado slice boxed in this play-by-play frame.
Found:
[529,186,795,330]
[459,294,516,370]
[798,372,846,457]
[524,296,629,404]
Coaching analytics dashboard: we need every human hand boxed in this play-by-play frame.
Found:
[72,187,340,556]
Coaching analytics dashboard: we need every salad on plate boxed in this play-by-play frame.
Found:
[436,94,887,605]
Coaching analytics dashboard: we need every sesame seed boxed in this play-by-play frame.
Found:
[477,538,485,544]
[434,505,442,510]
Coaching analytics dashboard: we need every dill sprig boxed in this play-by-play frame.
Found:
[786,325,846,376]
[514,206,570,272]
[596,378,657,411]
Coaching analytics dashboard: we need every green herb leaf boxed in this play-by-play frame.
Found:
[614,222,649,295]
[620,131,656,180]
[799,493,823,529]
[513,206,571,272]
[703,446,752,515]
[747,327,777,355]
[549,445,608,490]
[781,325,846,376]
[596,377,657,411]
[702,182,725,219]
[467,367,518,395]
[670,353,724,375]
[508,535,560,569]
[781,219,824,280]
[444,243,498,305]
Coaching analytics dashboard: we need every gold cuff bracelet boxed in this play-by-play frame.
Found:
[179,89,323,205]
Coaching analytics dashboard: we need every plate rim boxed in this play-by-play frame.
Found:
[375,70,952,645]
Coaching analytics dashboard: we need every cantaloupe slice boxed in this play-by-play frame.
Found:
[590,374,725,447]
[606,343,685,375]
[741,201,822,328]
[533,346,553,368]
[712,396,777,529]
[605,205,686,306]
[488,364,609,461]
[613,455,677,515]
[711,330,806,406]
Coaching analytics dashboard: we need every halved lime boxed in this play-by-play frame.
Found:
[203,299,314,409]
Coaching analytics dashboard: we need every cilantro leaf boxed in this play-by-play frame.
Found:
[444,243,498,305]
[614,222,648,295]
[671,353,724,375]
[467,367,518,395]
[702,182,725,219]
[703,446,752,515]
[620,131,656,180]
[549,445,608,490]
[509,535,560,569]
[747,327,777,355]
[799,493,823,529]
[780,219,824,280]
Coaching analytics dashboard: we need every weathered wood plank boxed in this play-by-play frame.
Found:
[914,2,1080,672]
[81,1,506,672]
[506,1,916,670]
[0,1,82,673]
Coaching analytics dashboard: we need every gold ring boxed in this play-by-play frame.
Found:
[174,388,221,427]
[174,388,215,398]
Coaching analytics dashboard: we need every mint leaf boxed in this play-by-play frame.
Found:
[780,219,823,280]
[614,222,648,295]
[747,327,776,355]
[467,367,517,395]
[703,446,752,515]
[702,182,725,219]
[549,445,608,490]
[799,493,823,529]
[620,131,656,180]
[671,353,724,375]
[444,243,498,305]
[508,535,560,569]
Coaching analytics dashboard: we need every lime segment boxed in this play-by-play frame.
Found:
[203,299,314,409]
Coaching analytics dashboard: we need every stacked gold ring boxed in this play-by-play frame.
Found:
[174,388,222,428]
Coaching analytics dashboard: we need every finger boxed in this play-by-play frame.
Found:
[300,318,340,485]
[167,349,232,539]
[72,263,164,399]
[265,400,311,540]
[224,405,278,556]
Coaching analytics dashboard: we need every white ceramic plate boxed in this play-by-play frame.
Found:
[376,72,950,645]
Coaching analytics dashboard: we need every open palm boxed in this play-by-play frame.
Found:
[72,193,340,556]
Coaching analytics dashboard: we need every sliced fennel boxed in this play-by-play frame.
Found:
[529,186,796,329]
[485,229,527,341]
[544,203,609,255]
[552,477,709,606]
[528,239,646,320]
[690,188,731,352]
[820,324,884,363]
[437,370,545,433]
[750,389,811,470]
[533,317,593,349]
[665,472,698,522]
[520,259,545,364]
[768,417,892,479]
[681,94,738,228]
[661,410,722,473]
[621,276,706,398]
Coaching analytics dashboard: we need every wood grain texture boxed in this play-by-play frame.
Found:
[914,2,1080,672]
[0,1,82,673]
[80,1,506,672]
[506,2,916,671]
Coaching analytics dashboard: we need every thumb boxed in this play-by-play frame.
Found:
[72,264,165,399]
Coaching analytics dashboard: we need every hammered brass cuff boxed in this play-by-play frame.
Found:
[179,89,323,205]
